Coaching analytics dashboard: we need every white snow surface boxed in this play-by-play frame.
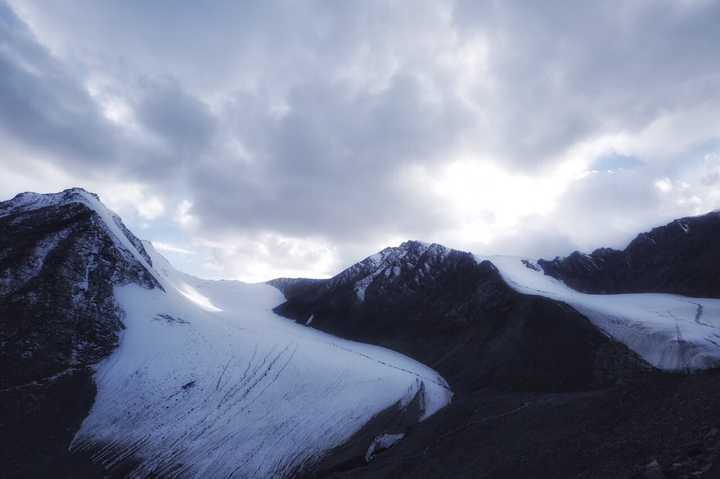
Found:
[365,433,405,462]
[72,242,452,478]
[483,255,720,371]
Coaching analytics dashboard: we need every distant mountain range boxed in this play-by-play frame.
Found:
[2,188,720,478]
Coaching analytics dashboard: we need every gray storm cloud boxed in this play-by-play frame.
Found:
[1,0,719,279]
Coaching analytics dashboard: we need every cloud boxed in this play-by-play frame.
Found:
[452,0,720,168]
[152,241,194,255]
[134,80,216,155]
[0,2,117,168]
[497,165,716,256]
[1,0,719,279]
[591,153,644,172]
[193,233,341,283]
[701,153,720,186]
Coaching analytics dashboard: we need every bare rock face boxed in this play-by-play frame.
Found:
[0,188,158,478]
[538,212,720,298]
[0,189,157,386]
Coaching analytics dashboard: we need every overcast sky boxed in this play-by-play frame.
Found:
[1,1,720,281]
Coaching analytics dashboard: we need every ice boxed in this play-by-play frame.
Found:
[484,255,720,371]
[71,243,452,478]
[365,433,405,462]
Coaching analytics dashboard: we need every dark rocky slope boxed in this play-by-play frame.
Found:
[312,370,720,479]
[272,241,649,393]
[0,189,158,478]
[538,211,720,298]
[272,238,720,478]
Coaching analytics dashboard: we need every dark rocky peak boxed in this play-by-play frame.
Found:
[0,187,153,267]
[320,240,457,301]
[268,242,456,303]
[0,188,160,388]
[270,240,483,319]
[267,277,327,300]
[1,187,100,216]
[538,210,720,297]
[272,241,649,393]
[625,213,718,253]
[0,190,162,476]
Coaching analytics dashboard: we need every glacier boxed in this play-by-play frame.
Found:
[4,189,453,477]
[487,255,720,371]
[67,226,451,477]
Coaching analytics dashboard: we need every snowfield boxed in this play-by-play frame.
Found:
[485,255,720,371]
[71,238,452,478]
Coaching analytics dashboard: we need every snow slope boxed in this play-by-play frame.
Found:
[485,255,720,371]
[72,242,452,478]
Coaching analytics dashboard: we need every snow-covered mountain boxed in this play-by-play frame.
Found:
[273,226,720,389]
[269,217,720,478]
[3,188,720,478]
[0,188,162,477]
[272,240,651,393]
[0,188,158,388]
[0,189,451,478]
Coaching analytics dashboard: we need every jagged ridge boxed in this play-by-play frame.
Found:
[538,211,720,297]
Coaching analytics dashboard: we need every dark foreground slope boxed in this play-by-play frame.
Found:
[311,370,720,479]
[538,211,720,297]
[0,189,158,478]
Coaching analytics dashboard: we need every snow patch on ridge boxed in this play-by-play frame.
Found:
[483,255,720,371]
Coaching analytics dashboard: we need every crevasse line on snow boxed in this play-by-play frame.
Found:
[71,241,452,478]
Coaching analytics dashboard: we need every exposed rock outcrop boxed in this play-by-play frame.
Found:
[538,212,720,298]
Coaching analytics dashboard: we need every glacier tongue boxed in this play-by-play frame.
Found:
[72,244,452,478]
[486,255,720,371]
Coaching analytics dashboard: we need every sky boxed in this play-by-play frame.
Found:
[1,0,719,282]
